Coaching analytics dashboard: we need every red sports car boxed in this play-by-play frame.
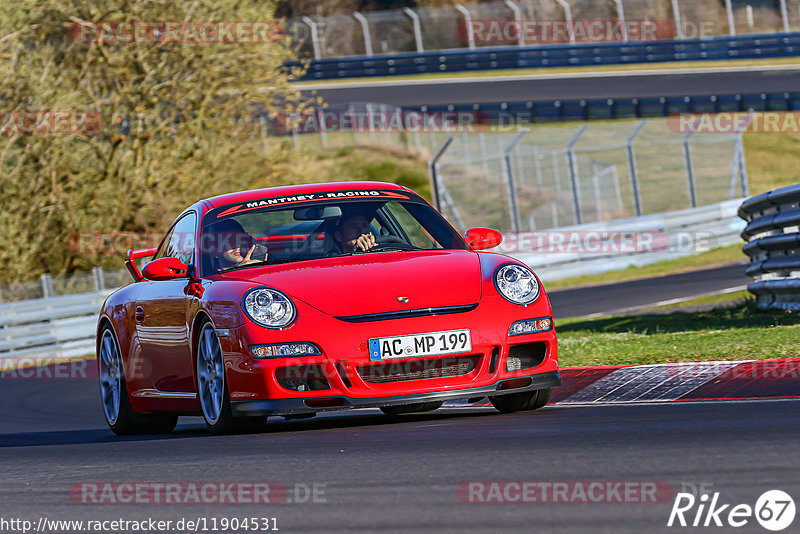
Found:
[96,182,560,434]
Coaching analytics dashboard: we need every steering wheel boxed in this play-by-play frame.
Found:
[352,237,420,253]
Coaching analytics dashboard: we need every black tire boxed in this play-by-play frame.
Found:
[489,388,552,414]
[99,326,178,436]
[380,401,444,415]
[526,387,553,410]
[196,321,265,435]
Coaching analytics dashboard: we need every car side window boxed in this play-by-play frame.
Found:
[154,213,197,265]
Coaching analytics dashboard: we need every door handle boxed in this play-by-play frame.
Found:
[135,306,145,324]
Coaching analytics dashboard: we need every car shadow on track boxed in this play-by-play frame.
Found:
[0,408,526,448]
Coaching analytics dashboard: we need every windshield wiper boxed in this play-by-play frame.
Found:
[343,246,420,256]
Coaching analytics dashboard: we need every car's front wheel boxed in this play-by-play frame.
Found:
[99,327,178,435]
[489,388,553,414]
[196,322,264,434]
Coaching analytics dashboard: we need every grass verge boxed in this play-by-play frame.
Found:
[556,300,799,367]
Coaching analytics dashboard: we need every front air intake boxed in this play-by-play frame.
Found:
[506,342,547,372]
[357,355,480,384]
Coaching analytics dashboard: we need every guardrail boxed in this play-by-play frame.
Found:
[739,184,800,310]
[397,92,800,123]
[291,32,800,80]
[0,292,108,362]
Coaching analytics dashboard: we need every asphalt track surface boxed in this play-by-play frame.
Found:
[297,65,800,107]
[548,262,751,319]
[1,378,798,534]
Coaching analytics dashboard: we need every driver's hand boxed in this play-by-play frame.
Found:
[239,245,264,265]
[354,233,376,252]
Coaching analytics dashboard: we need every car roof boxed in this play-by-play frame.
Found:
[201,181,413,209]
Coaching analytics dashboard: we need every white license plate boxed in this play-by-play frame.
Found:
[369,329,471,361]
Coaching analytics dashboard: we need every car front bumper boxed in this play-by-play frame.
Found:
[230,370,561,416]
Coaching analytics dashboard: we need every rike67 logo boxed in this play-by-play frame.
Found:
[668,489,795,531]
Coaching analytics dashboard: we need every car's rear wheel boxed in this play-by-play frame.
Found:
[99,327,178,435]
[380,401,444,415]
[490,388,553,414]
[196,322,264,434]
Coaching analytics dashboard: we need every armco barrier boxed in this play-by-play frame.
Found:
[398,92,800,123]
[291,32,800,80]
[0,291,109,362]
[739,184,800,310]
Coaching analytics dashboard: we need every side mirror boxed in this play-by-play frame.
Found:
[465,227,503,251]
[142,257,189,281]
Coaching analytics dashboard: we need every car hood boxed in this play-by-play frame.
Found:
[229,250,482,317]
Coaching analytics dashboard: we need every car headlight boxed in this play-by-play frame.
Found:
[494,264,540,305]
[242,288,296,329]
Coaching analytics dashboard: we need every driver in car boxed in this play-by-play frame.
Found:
[334,213,377,253]
[208,219,267,270]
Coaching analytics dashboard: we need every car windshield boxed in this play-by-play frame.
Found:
[200,195,468,275]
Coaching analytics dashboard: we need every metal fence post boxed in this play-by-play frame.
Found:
[725,0,736,35]
[729,139,741,200]
[780,0,790,32]
[614,0,628,41]
[455,4,476,49]
[402,8,424,52]
[429,136,454,213]
[671,0,684,39]
[591,161,603,220]
[353,12,374,56]
[555,0,576,43]
[626,119,646,216]
[92,266,105,292]
[683,131,697,208]
[504,0,524,46]
[41,273,53,299]
[502,129,529,233]
[566,125,588,224]
[301,17,322,59]
[738,134,750,197]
